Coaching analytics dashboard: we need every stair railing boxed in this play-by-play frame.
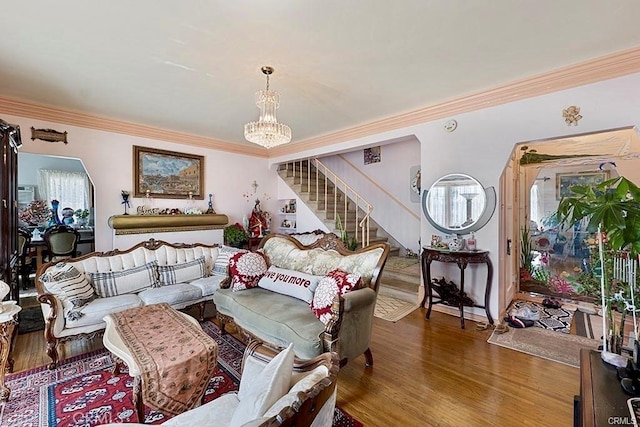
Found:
[285,158,373,247]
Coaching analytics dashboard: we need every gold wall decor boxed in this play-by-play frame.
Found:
[30,127,68,144]
[562,105,583,126]
[108,213,228,235]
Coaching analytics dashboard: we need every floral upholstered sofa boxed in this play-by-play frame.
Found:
[214,232,389,366]
[36,239,224,369]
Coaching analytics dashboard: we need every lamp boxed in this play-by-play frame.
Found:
[244,66,292,149]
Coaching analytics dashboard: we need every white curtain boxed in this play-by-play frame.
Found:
[38,169,90,211]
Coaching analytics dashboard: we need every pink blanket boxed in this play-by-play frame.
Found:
[111,303,218,415]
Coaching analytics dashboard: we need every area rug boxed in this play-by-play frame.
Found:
[374,293,419,322]
[0,321,362,427]
[384,256,420,271]
[509,300,575,334]
[17,305,45,334]
[487,325,600,367]
[574,309,636,343]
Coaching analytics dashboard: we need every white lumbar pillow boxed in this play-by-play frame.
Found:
[230,343,295,425]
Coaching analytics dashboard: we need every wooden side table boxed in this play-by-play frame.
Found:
[420,247,493,329]
[0,302,21,401]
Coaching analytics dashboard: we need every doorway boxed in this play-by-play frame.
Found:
[499,126,640,315]
[17,153,95,303]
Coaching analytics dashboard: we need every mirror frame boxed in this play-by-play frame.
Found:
[421,173,496,234]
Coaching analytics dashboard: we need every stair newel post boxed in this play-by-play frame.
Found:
[343,182,347,237]
[315,159,319,207]
[307,158,311,193]
[355,195,359,245]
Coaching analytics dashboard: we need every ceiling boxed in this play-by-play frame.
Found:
[2,1,640,150]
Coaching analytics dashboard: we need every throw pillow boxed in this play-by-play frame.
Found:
[157,256,208,286]
[230,343,295,425]
[212,245,247,276]
[258,266,322,303]
[310,269,363,325]
[88,260,158,298]
[39,263,96,321]
[229,251,268,291]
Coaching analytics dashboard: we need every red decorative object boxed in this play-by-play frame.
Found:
[229,251,268,291]
[311,269,362,325]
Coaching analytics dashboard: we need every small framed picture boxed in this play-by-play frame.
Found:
[364,146,381,165]
[555,171,609,200]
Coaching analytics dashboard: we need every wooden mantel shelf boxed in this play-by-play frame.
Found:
[108,214,229,235]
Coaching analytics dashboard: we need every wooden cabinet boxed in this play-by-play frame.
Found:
[0,120,20,302]
[277,199,297,234]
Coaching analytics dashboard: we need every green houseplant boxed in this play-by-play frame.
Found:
[223,223,249,248]
[556,175,640,357]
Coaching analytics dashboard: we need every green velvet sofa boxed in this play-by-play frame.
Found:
[213,233,389,367]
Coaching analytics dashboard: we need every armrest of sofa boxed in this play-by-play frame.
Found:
[341,287,376,312]
[37,292,66,339]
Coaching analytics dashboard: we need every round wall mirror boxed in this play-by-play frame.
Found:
[422,173,496,234]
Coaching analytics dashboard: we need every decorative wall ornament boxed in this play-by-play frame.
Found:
[562,105,582,126]
[518,145,597,165]
[30,127,68,144]
[444,119,458,132]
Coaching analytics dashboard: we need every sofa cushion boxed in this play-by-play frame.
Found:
[66,294,143,328]
[311,269,362,325]
[229,251,268,292]
[39,262,97,321]
[214,288,325,360]
[137,284,202,306]
[163,392,239,426]
[263,365,329,418]
[157,256,208,286]
[189,275,226,297]
[212,245,247,276]
[88,261,158,298]
[258,266,322,304]
[230,343,294,425]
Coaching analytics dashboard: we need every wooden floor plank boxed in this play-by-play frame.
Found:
[10,307,578,426]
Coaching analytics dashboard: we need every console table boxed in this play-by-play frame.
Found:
[420,247,493,329]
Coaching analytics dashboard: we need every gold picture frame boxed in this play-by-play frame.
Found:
[556,171,609,200]
[133,146,204,199]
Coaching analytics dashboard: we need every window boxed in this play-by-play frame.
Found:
[38,169,90,210]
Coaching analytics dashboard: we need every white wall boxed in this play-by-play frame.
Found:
[6,114,277,252]
[318,137,422,252]
[271,71,640,322]
[276,178,329,233]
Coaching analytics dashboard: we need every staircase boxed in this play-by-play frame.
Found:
[277,159,400,256]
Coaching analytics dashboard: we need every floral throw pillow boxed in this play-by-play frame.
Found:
[229,251,269,291]
[310,269,363,325]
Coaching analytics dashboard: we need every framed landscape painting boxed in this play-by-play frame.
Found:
[133,146,204,199]
[556,171,609,200]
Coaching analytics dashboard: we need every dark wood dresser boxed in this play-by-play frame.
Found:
[578,349,635,426]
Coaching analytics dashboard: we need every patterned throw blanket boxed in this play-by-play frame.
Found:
[111,303,218,415]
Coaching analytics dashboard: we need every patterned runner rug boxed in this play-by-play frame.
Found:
[487,326,600,367]
[1,321,362,427]
[374,293,419,322]
[509,300,576,333]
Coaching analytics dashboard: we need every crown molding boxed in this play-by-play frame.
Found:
[270,46,640,157]
[2,46,640,160]
[0,96,268,158]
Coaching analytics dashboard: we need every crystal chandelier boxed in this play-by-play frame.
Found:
[244,66,292,149]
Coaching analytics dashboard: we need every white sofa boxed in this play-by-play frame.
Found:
[36,239,225,369]
[100,341,339,427]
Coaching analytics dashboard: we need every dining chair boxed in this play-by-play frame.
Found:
[43,225,81,263]
[17,227,32,289]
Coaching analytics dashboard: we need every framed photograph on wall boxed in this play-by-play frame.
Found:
[133,146,204,199]
[556,171,609,200]
[364,146,381,165]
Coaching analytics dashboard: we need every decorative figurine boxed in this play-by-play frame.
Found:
[121,190,131,215]
[206,193,216,214]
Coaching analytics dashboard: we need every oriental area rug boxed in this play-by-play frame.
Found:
[0,321,361,427]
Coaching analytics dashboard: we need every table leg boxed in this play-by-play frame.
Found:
[133,375,145,424]
[421,257,434,319]
[484,258,494,325]
[0,322,16,402]
[459,264,466,329]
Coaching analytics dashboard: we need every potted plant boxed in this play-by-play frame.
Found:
[74,208,90,226]
[556,175,640,360]
[223,223,249,248]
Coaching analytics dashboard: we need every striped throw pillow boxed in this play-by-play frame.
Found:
[157,256,208,286]
[212,245,247,276]
[89,261,158,298]
[39,263,96,321]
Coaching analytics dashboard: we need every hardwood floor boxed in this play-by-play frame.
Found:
[10,307,578,427]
